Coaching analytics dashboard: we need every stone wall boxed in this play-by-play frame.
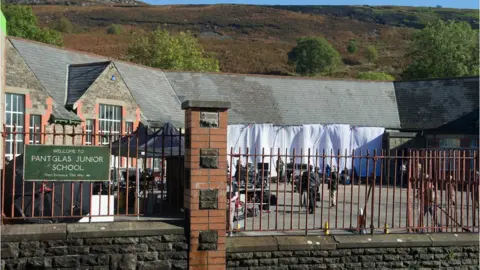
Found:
[226,234,479,270]
[76,63,139,125]
[1,222,188,270]
[44,123,83,145]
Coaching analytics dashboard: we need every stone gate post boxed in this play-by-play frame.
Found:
[182,100,231,270]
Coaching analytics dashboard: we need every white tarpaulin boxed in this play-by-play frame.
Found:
[227,124,385,177]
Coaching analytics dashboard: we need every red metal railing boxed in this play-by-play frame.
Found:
[1,125,185,224]
[227,148,479,235]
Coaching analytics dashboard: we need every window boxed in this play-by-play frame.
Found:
[439,138,460,148]
[29,115,41,144]
[5,93,25,160]
[471,139,478,172]
[85,119,95,145]
[98,104,122,145]
[125,121,134,134]
[439,139,461,173]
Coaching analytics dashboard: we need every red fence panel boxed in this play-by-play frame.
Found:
[1,125,185,224]
[227,148,479,235]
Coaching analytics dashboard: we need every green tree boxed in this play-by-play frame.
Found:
[127,28,219,72]
[287,36,341,76]
[366,46,378,63]
[36,28,64,46]
[107,24,122,35]
[57,16,73,33]
[403,20,479,79]
[357,71,395,81]
[347,39,358,54]
[3,5,63,46]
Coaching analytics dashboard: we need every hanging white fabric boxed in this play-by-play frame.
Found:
[227,124,385,177]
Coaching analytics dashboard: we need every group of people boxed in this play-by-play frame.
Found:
[296,164,339,214]
[227,157,479,234]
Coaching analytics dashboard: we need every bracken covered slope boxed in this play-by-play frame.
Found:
[27,4,478,78]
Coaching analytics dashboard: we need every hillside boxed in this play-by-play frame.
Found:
[25,4,478,78]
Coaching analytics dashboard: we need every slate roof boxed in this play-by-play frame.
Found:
[9,38,183,126]
[66,62,110,106]
[51,102,82,123]
[394,77,480,131]
[164,71,401,128]
[9,37,478,132]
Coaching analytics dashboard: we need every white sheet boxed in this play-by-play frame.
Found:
[227,124,385,177]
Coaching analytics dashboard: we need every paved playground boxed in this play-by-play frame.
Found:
[233,182,479,235]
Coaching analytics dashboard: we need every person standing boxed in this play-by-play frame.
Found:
[418,179,440,232]
[227,179,239,236]
[234,159,244,183]
[329,166,338,207]
[276,158,285,183]
[301,165,319,214]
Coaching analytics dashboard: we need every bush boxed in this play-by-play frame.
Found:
[3,5,64,46]
[347,39,358,54]
[57,16,73,33]
[366,46,378,63]
[107,24,122,35]
[287,36,342,76]
[128,28,219,72]
[357,71,395,81]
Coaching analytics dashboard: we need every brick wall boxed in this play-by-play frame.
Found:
[1,222,188,270]
[182,100,231,270]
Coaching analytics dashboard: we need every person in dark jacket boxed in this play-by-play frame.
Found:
[301,165,319,214]
[234,160,244,182]
[329,166,338,207]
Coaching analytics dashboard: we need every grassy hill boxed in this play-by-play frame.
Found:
[28,4,478,78]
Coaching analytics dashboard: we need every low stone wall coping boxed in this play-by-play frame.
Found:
[1,221,184,242]
[226,233,479,252]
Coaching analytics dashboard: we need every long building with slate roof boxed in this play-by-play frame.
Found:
[3,36,479,160]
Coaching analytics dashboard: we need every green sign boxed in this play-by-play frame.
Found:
[24,145,110,181]
[0,11,6,35]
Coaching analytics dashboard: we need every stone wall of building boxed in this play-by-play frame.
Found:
[226,234,479,270]
[44,123,84,145]
[1,222,188,270]
[76,63,140,130]
[5,40,50,114]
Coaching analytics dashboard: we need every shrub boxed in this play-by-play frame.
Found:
[347,39,358,54]
[357,71,395,81]
[57,16,73,33]
[366,46,378,63]
[3,5,64,46]
[107,24,122,35]
[287,36,342,76]
[128,28,219,72]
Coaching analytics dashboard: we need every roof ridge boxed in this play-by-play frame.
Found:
[69,61,112,67]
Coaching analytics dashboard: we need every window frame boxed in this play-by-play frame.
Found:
[29,114,42,144]
[5,93,25,160]
[125,121,134,135]
[85,119,95,145]
[98,104,122,145]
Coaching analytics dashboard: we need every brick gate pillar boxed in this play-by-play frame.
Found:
[182,100,231,270]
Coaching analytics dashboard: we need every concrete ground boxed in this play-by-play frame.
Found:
[232,183,480,235]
